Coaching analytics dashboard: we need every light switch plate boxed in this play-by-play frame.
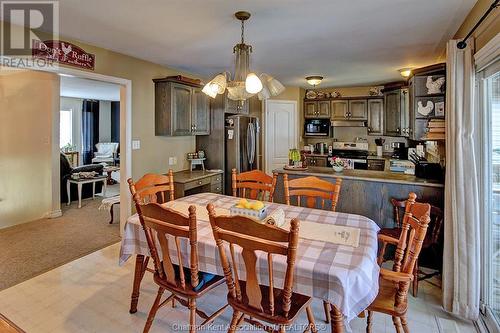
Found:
[132,140,140,150]
[169,157,177,165]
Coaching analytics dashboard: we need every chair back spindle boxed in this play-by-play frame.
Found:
[207,203,300,318]
[232,169,278,202]
[283,174,342,211]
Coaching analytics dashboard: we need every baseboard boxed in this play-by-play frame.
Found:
[45,209,62,219]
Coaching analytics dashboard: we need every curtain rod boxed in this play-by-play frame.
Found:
[457,0,499,49]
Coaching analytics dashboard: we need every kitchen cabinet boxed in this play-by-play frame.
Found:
[330,99,367,120]
[348,99,368,120]
[154,78,210,136]
[367,98,384,135]
[306,156,328,167]
[304,101,330,118]
[384,88,408,137]
[331,100,349,120]
[192,88,210,135]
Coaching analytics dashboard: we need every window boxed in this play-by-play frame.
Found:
[60,109,73,148]
[479,59,500,332]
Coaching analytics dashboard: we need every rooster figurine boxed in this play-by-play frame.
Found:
[417,100,434,116]
[426,76,445,94]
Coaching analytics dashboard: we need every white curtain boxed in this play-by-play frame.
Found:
[443,39,481,320]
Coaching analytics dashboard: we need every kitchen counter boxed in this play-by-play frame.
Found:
[274,166,443,188]
[173,169,223,184]
[273,167,444,228]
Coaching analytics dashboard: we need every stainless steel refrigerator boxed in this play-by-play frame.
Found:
[225,115,260,193]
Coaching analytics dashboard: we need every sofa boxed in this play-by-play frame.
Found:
[60,153,104,203]
[91,142,119,165]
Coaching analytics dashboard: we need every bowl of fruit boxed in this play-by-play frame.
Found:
[230,198,268,220]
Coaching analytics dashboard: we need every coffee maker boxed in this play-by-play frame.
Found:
[391,142,408,160]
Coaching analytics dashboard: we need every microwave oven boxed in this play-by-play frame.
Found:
[304,119,331,137]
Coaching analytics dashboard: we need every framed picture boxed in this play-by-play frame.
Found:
[435,101,445,117]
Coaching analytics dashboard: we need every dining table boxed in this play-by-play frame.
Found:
[119,193,380,332]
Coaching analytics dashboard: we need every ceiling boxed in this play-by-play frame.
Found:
[52,0,475,87]
[60,75,120,100]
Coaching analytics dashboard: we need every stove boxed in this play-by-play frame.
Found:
[328,142,369,169]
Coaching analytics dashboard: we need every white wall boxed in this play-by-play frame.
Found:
[0,69,60,229]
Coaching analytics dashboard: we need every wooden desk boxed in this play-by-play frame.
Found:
[173,170,223,198]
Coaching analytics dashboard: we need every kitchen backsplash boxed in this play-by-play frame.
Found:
[305,127,408,153]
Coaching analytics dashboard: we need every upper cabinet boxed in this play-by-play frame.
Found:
[408,63,446,141]
[304,100,330,118]
[330,99,367,120]
[348,99,368,120]
[367,98,384,135]
[154,77,210,136]
[331,100,349,119]
[383,87,409,137]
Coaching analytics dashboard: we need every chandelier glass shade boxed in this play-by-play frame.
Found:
[202,11,285,101]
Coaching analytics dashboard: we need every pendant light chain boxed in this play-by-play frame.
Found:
[241,19,245,44]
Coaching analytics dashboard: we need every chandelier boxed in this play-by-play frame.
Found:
[202,11,285,101]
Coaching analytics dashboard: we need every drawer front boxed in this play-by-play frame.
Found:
[211,183,223,194]
[184,177,211,191]
[211,174,222,185]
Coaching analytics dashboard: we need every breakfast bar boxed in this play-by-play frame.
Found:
[273,167,444,228]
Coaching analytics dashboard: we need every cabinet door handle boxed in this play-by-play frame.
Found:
[198,180,203,185]
[396,127,400,133]
[367,127,371,132]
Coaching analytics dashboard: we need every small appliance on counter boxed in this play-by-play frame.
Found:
[408,151,444,181]
[315,142,328,155]
[391,142,408,160]
[328,141,369,170]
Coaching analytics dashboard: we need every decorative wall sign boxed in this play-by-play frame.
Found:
[32,40,95,70]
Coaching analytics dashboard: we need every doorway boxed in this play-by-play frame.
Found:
[264,99,298,174]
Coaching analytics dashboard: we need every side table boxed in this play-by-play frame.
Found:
[67,176,107,208]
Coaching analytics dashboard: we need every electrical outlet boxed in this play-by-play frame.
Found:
[132,140,141,150]
[384,144,390,151]
[169,157,177,165]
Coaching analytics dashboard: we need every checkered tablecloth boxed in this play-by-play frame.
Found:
[119,193,380,322]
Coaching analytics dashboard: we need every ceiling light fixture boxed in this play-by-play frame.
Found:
[306,76,323,87]
[398,68,412,78]
[202,11,285,101]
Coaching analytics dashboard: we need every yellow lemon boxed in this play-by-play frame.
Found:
[238,198,248,207]
[253,201,264,211]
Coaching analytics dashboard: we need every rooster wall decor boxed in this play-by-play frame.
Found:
[417,100,434,116]
[426,76,445,94]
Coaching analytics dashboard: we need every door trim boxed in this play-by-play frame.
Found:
[1,56,132,235]
[263,99,298,174]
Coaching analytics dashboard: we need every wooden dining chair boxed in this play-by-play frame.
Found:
[367,192,431,333]
[283,174,342,211]
[127,171,175,313]
[378,197,444,297]
[283,174,342,322]
[133,198,228,333]
[207,204,317,333]
[231,168,278,202]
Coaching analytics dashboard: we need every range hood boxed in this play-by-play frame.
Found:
[331,120,367,127]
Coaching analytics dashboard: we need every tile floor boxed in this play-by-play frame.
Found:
[0,243,476,333]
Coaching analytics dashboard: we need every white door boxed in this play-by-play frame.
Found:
[264,100,298,174]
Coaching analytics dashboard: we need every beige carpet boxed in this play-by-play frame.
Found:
[0,197,121,290]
